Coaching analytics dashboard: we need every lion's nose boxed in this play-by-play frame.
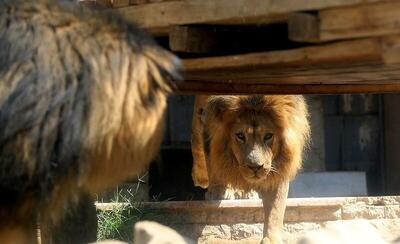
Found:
[248,165,262,172]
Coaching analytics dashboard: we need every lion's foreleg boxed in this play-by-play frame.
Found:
[260,181,289,244]
[191,95,210,189]
[205,184,228,200]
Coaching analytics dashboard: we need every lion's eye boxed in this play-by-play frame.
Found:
[235,132,246,142]
[264,133,273,143]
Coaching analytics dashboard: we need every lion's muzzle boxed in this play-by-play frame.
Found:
[246,146,270,174]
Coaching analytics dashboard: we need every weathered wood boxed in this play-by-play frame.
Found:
[169,26,220,53]
[183,38,383,72]
[129,0,148,5]
[79,0,130,8]
[170,24,294,54]
[113,0,130,7]
[130,0,180,4]
[185,64,400,85]
[288,2,400,43]
[177,36,400,94]
[114,0,383,35]
[177,81,400,95]
[176,82,400,95]
[381,35,400,64]
[91,0,130,7]
[288,13,320,42]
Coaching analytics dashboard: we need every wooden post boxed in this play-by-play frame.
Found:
[288,2,400,43]
[288,13,320,43]
[383,94,400,195]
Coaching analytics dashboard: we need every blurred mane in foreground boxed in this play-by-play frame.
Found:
[0,0,181,243]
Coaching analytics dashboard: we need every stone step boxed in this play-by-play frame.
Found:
[96,196,400,243]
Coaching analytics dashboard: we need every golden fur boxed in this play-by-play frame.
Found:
[191,95,310,243]
[192,95,310,192]
[0,1,181,243]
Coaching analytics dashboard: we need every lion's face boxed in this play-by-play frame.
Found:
[202,95,310,190]
[229,112,280,183]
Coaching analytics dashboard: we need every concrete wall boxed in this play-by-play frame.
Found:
[303,95,325,171]
[323,94,382,195]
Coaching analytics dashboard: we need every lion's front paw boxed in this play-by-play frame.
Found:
[206,185,261,200]
[205,185,227,200]
[191,158,209,189]
[193,173,209,189]
[223,188,260,199]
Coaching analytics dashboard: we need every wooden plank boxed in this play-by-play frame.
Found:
[185,64,400,85]
[129,0,179,5]
[169,26,219,53]
[183,38,383,72]
[79,0,130,8]
[175,35,400,94]
[113,0,130,7]
[176,82,400,95]
[381,35,400,64]
[129,0,148,5]
[288,13,320,42]
[170,24,293,54]
[114,0,382,35]
[289,2,400,43]
[177,36,400,94]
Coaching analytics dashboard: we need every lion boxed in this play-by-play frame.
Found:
[191,95,310,244]
[0,1,181,243]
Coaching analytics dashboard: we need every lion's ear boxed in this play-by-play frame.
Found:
[206,96,238,121]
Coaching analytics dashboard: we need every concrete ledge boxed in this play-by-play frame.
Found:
[96,196,400,242]
[97,196,400,210]
[96,196,400,223]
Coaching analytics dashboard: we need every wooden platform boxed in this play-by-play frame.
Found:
[78,0,400,94]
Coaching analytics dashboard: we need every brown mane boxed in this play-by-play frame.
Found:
[193,95,310,192]
[0,1,181,242]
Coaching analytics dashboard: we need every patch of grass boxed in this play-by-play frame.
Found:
[97,202,164,242]
[97,182,164,242]
[97,203,137,242]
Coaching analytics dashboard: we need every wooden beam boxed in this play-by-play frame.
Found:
[185,64,400,84]
[179,62,400,95]
[179,63,400,94]
[169,24,294,54]
[80,0,130,8]
[177,82,400,95]
[176,36,400,94]
[288,2,400,43]
[381,35,400,64]
[169,26,220,53]
[129,0,179,5]
[288,13,320,43]
[79,0,178,7]
[129,0,148,5]
[114,0,383,35]
[183,38,383,72]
